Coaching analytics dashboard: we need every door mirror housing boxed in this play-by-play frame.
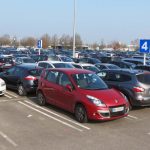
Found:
[4,71,9,75]
[65,84,73,92]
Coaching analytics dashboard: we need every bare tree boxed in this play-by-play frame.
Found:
[70,33,83,49]
[59,34,71,49]
[51,34,59,49]
[41,34,51,49]
[99,39,106,50]
[130,39,139,50]
[91,42,99,50]
[0,34,11,46]
[20,37,36,47]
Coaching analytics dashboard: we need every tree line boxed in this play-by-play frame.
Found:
[0,34,139,50]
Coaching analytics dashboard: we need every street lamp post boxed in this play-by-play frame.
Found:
[73,0,76,58]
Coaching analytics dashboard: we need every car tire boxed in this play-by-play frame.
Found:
[123,93,132,110]
[75,104,88,123]
[18,84,27,96]
[37,91,46,106]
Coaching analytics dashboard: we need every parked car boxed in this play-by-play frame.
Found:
[122,58,150,66]
[95,63,120,70]
[0,56,15,72]
[30,54,48,63]
[0,64,43,96]
[97,69,150,109]
[71,63,100,73]
[78,57,101,64]
[0,78,6,96]
[57,55,74,62]
[110,61,136,69]
[37,68,129,123]
[15,57,35,65]
[37,61,74,69]
[134,65,150,72]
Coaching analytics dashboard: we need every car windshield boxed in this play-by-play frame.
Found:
[83,66,100,73]
[48,56,59,61]
[23,58,35,63]
[72,73,108,90]
[136,73,150,84]
[60,56,73,62]
[28,69,43,76]
[53,63,74,68]
[108,65,120,69]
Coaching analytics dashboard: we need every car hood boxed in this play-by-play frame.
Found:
[79,88,126,107]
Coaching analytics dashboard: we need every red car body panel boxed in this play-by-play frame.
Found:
[38,68,129,121]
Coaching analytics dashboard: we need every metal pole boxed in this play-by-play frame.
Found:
[144,53,146,65]
[73,0,76,58]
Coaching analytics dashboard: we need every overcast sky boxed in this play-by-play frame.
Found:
[0,0,150,44]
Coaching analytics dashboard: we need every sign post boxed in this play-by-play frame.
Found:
[139,39,150,65]
[37,40,42,55]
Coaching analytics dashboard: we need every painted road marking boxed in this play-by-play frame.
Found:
[5,92,18,98]
[127,115,138,120]
[4,94,12,99]
[25,100,90,130]
[0,131,18,147]
[0,100,10,103]
[18,101,83,132]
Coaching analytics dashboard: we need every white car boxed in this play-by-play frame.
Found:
[71,63,100,73]
[37,61,74,69]
[0,78,6,96]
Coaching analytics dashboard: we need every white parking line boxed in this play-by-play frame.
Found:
[4,94,12,99]
[127,115,138,120]
[18,101,83,132]
[5,92,18,98]
[0,100,10,103]
[0,131,18,147]
[124,117,133,120]
[25,100,90,130]
[147,132,150,135]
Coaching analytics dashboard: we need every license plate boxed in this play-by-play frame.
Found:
[112,107,124,112]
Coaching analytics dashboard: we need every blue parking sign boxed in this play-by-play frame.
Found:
[140,39,150,53]
[37,40,42,48]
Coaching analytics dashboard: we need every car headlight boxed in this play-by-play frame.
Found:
[120,92,128,103]
[86,95,106,107]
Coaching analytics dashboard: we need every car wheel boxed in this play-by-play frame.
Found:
[123,93,132,110]
[18,84,26,96]
[75,104,88,123]
[37,91,46,106]
[128,101,132,110]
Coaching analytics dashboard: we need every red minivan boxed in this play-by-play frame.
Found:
[37,68,129,123]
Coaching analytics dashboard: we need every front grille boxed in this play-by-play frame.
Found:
[109,105,126,117]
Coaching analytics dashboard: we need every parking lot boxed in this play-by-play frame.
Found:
[0,90,149,150]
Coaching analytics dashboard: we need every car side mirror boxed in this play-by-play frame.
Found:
[4,71,9,75]
[65,84,73,92]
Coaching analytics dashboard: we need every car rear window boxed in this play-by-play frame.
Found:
[23,58,35,63]
[136,73,150,84]
[53,63,74,68]
[28,69,43,76]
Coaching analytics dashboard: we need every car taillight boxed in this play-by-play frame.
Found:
[0,63,4,66]
[24,76,37,81]
[133,87,145,92]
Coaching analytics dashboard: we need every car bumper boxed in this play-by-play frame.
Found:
[24,85,37,93]
[132,97,150,106]
[87,104,129,121]
[0,85,6,95]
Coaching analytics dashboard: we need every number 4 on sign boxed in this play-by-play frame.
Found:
[140,40,150,53]
[142,42,148,51]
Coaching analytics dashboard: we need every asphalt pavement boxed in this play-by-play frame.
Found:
[0,90,150,150]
